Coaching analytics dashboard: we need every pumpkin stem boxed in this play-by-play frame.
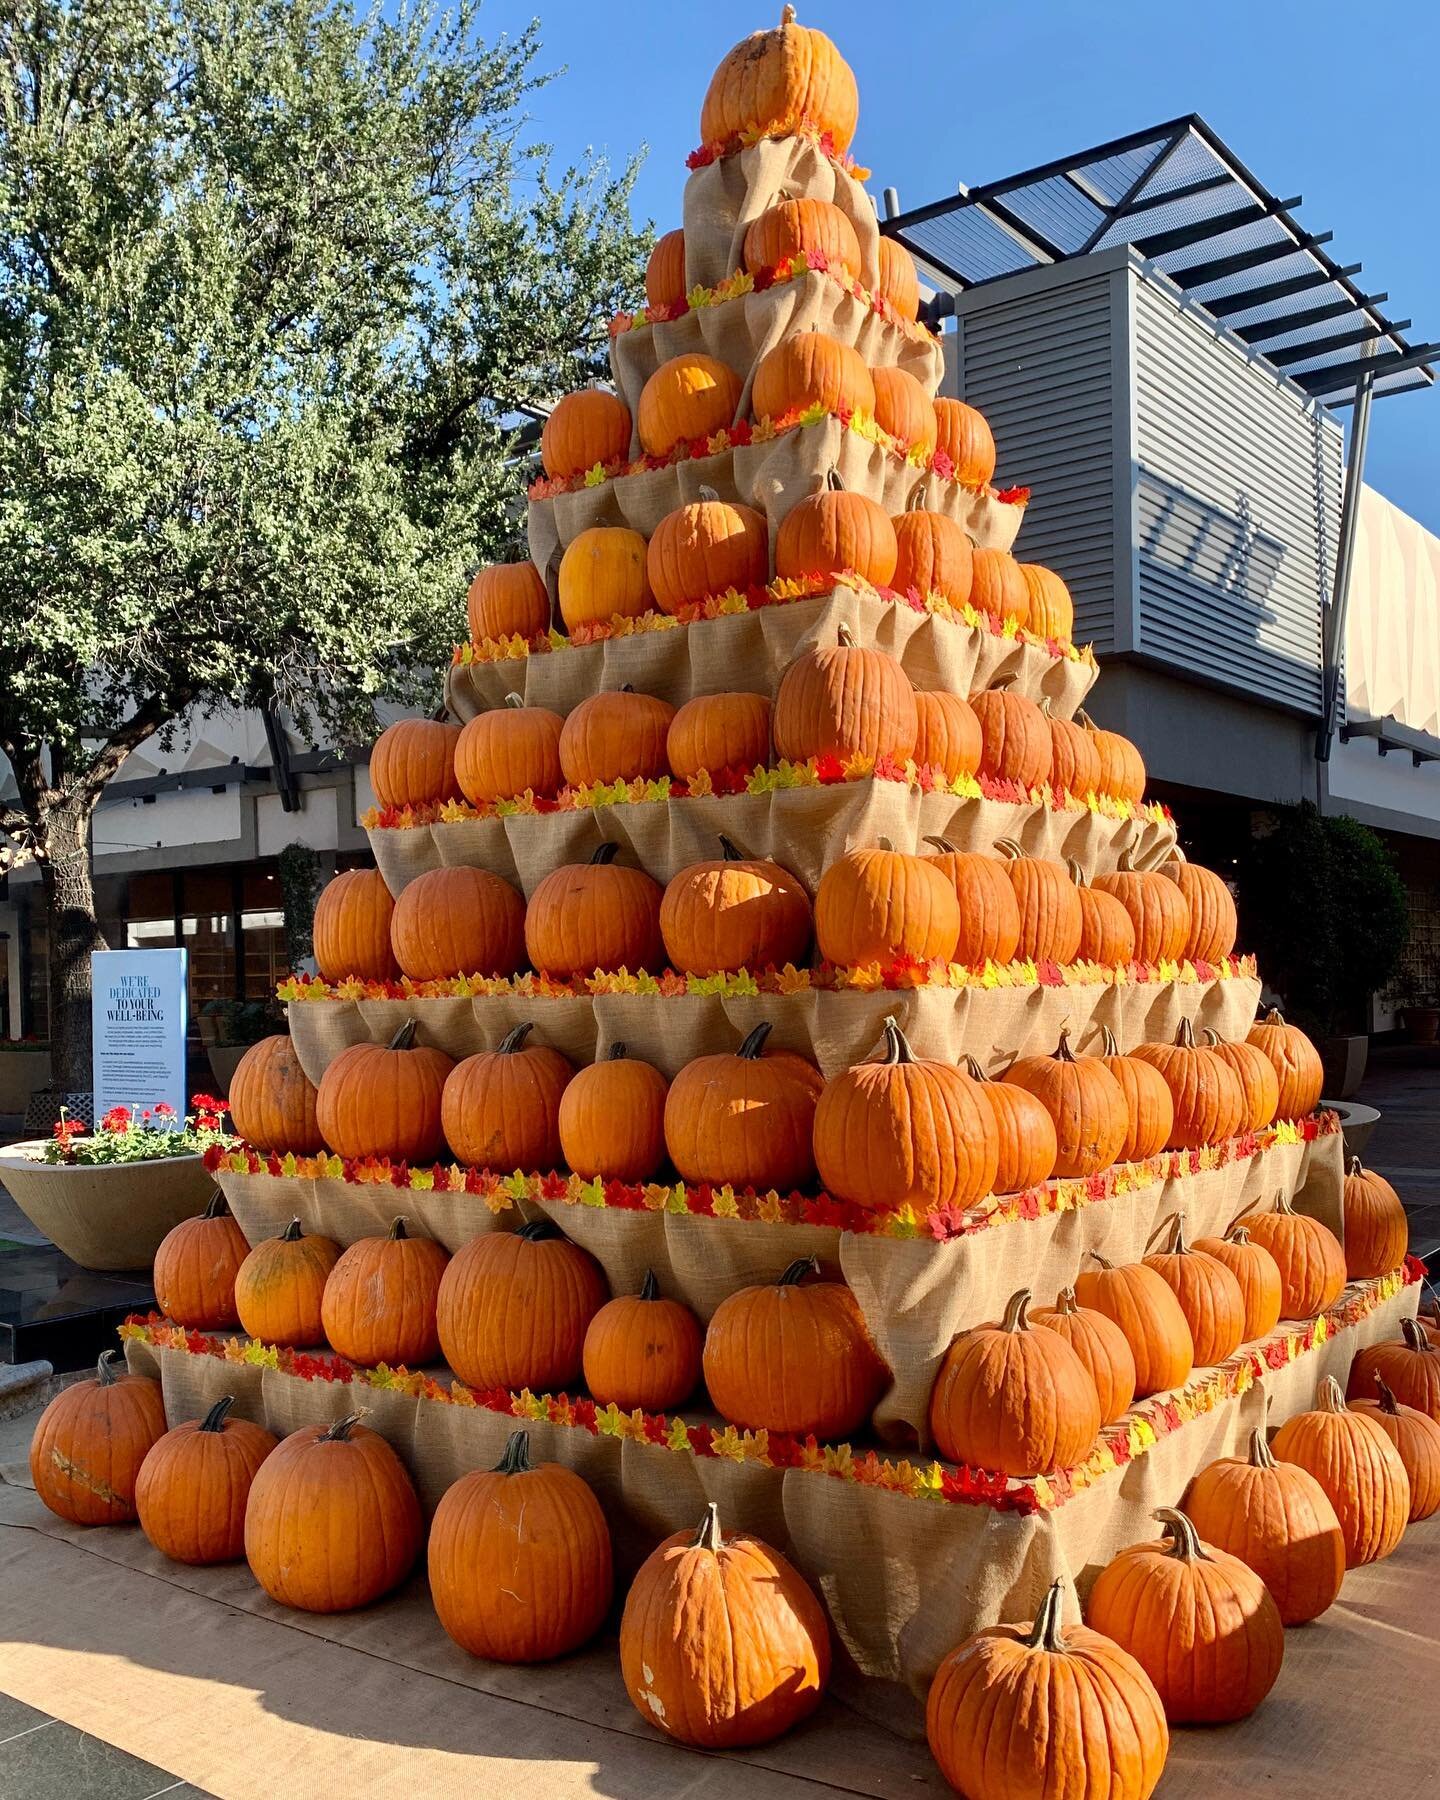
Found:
[1270,1190,1297,1218]
[1168,846,1189,865]
[1076,709,1097,731]
[1000,1288,1033,1333]
[499,1021,535,1054]
[1317,1376,1347,1415]
[693,1501,724,1552]
[321,1411,367,1442]
[1087,1250,1115,1271]
[1168,1212,1191,1256]
[607,1041,628,1061]
[697,484,720,503]
[494,1428,533,1476]
[923,835,957,855]
[280,1217,304,1241]
[718,835,746,863]
[1247,1426,1276,1469]
[881,1015,916,1065]
[1154,1506,1208,1562]
[1174,1017,1196,1048]
[1200,1025,1220,1045]
[639,1269,660,1302]
[388,1216,410,1241]
[1226,1224,1253,1245]
[994,836,1024,863]
[1053,1286,1080,1315]
[589,842,621,866]
[825,467,847,495]
[1348,1155,1363,1176]
[1053,1026,1076,1064]
[961,1054,989,1084]
[1065,857,1088,888]
[835,619,857,648]
[199,1396,236,1433]
[737,1021,773,1060]
[1374,1372,1402,1415]
[1262,1007,1285,1025]
[388,1018,419,1051]
[1026,1579,1068,1653]
[1098,1024,1119,1057]
[516,1217,562,1244]
[905,480,928,512]
[778,1256,819,1288]
[504,692,526,710]
[202,1189,231,1219]
[96,1348,120,1386]
[1400,1317,1435,1355]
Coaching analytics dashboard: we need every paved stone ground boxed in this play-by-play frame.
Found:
[1352,1047,1440,1263]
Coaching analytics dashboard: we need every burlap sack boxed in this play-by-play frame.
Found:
[524,419,1024,599]
[214,1165,539,1252]
[609,274,944,450]
[367,781,1176,901]
[683,137,881,293]
[447,588,1093,725]
[286,971,1263,1086]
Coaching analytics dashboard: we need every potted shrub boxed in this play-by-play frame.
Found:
[0,1037,52,1117]
[200,998,285,1095]
[0,1097,234,1270]
[1397,973,1440,1046]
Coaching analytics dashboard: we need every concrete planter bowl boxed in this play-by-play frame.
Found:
[0,1141,214,1271]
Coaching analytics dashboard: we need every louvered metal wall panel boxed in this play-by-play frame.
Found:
[1132,278,1344,714]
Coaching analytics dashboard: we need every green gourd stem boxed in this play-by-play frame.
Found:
[199,1396,237,1434]
[1154,1507,1208,1562]
[881,1016,915,1065]
[693,1501,724,1551]
[1374,1373,1402,1415]
[388,1018,419,1051]
[96,1349,119,1386]
[516,1218,562,1243]
[778,1257,819,1288]
[639,1269,661,1302]
[388,1217,409,1241]
[321,1412,366,1442]
[1247,1426,1276,1469]
[737,1022,773,1059]
[1027,1579,1068,1652]
[499,1022,535,1054]
[1000,1289,1033,1333]
[202,1190,231,1219]
[589,843,621,866]
[495,1429,533,1475]
[280,1218,304,1242]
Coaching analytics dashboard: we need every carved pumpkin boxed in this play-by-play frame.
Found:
[645,229,687,310]
[1046,702,1103,798]
[876,235,920,322]
[814,840,959,967]
[1348,1318,1440,1421]
[666,691,771,780]
[1247,1008,1324,1119]
[368,717,462,810]
[390,864,526,982]
[558,1043,668,1182]
[1243,1193,1347,1319]
[664,1022,823,1193]
[557,525,652,632]
[929,1287,1102,1475]
[742,196,862,277]
[29,1350,166,1526]
[436,1217,608,1392]
[971,689,1051,790]
[321,1216,449,1368]
[152,1190,251,1330]
[1271,1376,1410,1566]
[700,5,859,152]
[1019,564,1074,640]
[637,351,742,456]
[1128,1018,1246,1149]
[467,560,550,644]
[925,1579,1169,1800]
[1071,865,1138,966]
[524,843,665,979]
[961,1056,1057,1195]
[135,1396,278,1565]
[870,365,937,455]
[1341,1156,1409,1279]
[1350,1375,1440,1520]
[911,690,982,782]
[1191,1225,1282,1341]
[1092,854,1193,964]
[661,836,812,975]
[968,548,1030,626]
[1086,1508,1284,1723]
[455,694,564,804]
[933,398,996,486]
[429,1429,614,1661]
[1095,1024,1173,1163]
[1032,1288,1137,1426]
[773,470,898,587]
[1200,1028,1279,1131]
[582,1269,703,1412]
[1003,1028,1128,1178]
[891,495,973,604]
[1159,851,1238,963]
[557,687,675,787]
[813,1016,999,1213]
[922,837,1021,967]
[772,621,917,764]
[541,387,631,478]
[1184,1425,1344,1624]
[1142,1213,1246,1367]
[995,840,1084,965]
[233,1217,341,1347]
[646,490,768,614]
[314,1019,454,1163]
[244,1413,423,1611]
[703,1256,888,1437]
[1077,709,1146,803]
[1073,1252,1195,1397]
[620,1501,831,1749]
[313,866,398,984]
[441,1022,572,1173]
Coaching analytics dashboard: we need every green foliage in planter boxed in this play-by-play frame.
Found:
[277,844,322,969]
[201,998,283,1047]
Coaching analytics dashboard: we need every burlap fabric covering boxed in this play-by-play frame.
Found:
[284,969,1263,1086]
[125,1269,1414,1720]
[609,274,943,450]
[367,781,1176,901]
[524,419,1024,602]
[446,588,1092,724]
[216,1165,538,1253]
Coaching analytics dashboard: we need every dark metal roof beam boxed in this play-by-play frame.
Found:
[1205,262,1361,318]
[1237,292,1388,344]
[1267,320,1411,369]
[1076,122,1190,255]
[1133,195,1301,261]
[1298,341,1440,395]
[1116,171,1235,217]
[1166,230,1333,289]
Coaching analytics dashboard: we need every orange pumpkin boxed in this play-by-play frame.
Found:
[436,1218,608,1392]
[1046,702,1103,798]
[969,548,1030,626]
[1086,1508,1284,1723]
[742,196,862,277]
[227,1035,322,1154]
[1019,564,1075,640]
[1184,1425,1345,1624]
[912,690,982,782]
[524,843,665,979]
[661,836,812,975]
[314,1019,454,1163]
[1073,1252,1195,1397]
[1071,865,1138,966]
[429,1429,614,1662]
[467,560,550,645]
[1092,856,1193,964]
[1341,1156,1409,1280]
[29,1350,166,1526]
[637,352,741,456]
[666,691,772,780]
[557,687,675,787]
[1077,708,1146,803]
[321,1216,449,1368]
[135,1395,278,1565]
[929,1287,1102,1475]
[773,471,898,588]
[1095,1024,1174,1163]
[455,694,564,804]
[1200,1028,1280,1132]
[1348,1318,1440,1421]
[922,837,1021,967]
[620,1502,831,1749]
[645,229,687,310]
[870,364,937,454]
[557,525,652,632]
[1003,1028,1128,1178]
[891,494,973,604]
[1271,1376,1410,1566]
[389,864,526,982]
[813,1016,999,1213]
[814,840,959,968]
[645,490,768,614]
[1244,1193,1347,1319]
[876,235,920,322]
[541,387,631,478]
[933,398,996,486]
[313,866,398,984]
[233,1217,341,1347]
[994,839,1084,964]
[152,1190,251,1330]
[582,1270,703,1412]
[664,1022,823,1194]
[1190,1225,1283,1341]
[368,717,462,810]
[1159,851,1238,963]
[1247,1008,1325,1119]
[557,1043,668,1183]
[961,1055,1057,1195]
[971,689,1051,790]
[1350,1374,1440,1520]
[440,1022,572,1172]
[700,6,859,152]
[1128,1018,1246,1149]
[772,621,917,764]
[1031,1287,1137,1426]
[1143,1213,1246,1366]
[703,1256,888,1438]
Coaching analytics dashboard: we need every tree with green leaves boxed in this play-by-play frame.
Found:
[0,0,649,1090]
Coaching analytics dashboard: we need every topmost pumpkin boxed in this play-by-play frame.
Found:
[700,7,860,154]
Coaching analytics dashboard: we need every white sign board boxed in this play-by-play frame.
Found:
[91,948,189,1123]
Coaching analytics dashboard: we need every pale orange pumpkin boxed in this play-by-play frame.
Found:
[1243,1193,1347,1319]
[233,1217,341,1348]
[876,236,920,322]
[1246,1009,1325,1120]
[814,840,959,967]
[700,6,859,152]
[1271,1376,1410,1566]
[870,365,937,455]
[912,689,982,781]
[1002,1027,1128,1178]
[1347,1318,1440,1421]
[922,837,1022,967]
[961,1055,1057,1195]
[1070,864,1139,966]
[1092,853,1193,965]
[1095,1023,1174,1162]
[1073,1252,1195,1397]
[969,548,1030,626]
[1341,1156,1410,1279]
[773,471,898,588]
[455,694,564,805]
[541,387,631,479]
[665,691,772,780]
[891,494,974,604]
[1159,851,1238,964]
[934,398,996,486]
[645,490,768,613]
[313,867,398,984]
[1350,1374,1440,1520]
[1199,1028,1280,1132]
[369,718,462,811]
[995,838,1084,964]
[557,1043,668,1182]
[557,687,675,787]
[557,526,652,632]
[1046,702,1103,798]
[1019,564,1075,640]
[753,329,875,423]
[1190,1225,1283,1341]
[742,196,863,278]
[1077,708,1147,803]
[467,561,550,645]
[971,690,1051,790]
[1128,1018,1247,1149]
[772,621,917,764]
[645,229,687,310]
[1142,1213,1246,1367]
[1031,1288,1137,1426]
[638,352,742,456]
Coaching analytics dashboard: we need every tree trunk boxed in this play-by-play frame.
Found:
[39,793,107,1094]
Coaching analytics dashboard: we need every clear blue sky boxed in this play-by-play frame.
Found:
[495,0,1440,531]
